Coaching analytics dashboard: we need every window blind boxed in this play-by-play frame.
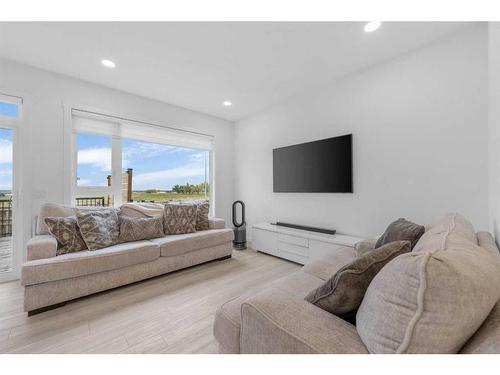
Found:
[71,109,214,150]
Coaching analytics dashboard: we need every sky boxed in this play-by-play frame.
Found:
[0,128,13,191]
[77,133,209,191]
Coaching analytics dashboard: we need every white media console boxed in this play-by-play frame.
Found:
[251,222,364,265]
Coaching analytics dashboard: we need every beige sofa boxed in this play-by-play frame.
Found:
[213,213,500,354]
[21,203,234,315]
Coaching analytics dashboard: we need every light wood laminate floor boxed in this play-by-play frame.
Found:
[0,249,299,354]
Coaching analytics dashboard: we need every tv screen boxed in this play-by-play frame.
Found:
[273,134,352,193]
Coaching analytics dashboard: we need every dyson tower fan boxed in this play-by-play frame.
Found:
[232,200,247,250]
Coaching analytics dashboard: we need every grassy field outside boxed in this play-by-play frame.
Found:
[131,192,208,202]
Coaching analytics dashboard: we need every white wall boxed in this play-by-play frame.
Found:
[488,22,500,242]
[0,58,234,260]
[235,25,489,239]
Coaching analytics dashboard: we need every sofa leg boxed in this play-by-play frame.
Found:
[218,255,232,261]
[27,302,67,316]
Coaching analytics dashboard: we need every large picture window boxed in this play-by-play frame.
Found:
[70,110,213,209]
[123,139,209,203]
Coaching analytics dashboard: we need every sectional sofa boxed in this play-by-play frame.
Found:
[213,213,500,354]
[21,203,234,314]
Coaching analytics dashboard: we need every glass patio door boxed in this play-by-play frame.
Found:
[0,93,21,282]
[0,128,13,276]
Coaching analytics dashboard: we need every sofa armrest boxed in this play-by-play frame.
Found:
[209,217,226,230]
[26,235,57,261]
[240,288,368,354]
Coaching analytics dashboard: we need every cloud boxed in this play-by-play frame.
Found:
[76,178,94,186]
[133,163,206,190]
[77,147,112,171]
[189,152,207,161]
[124,142,181,159]
[0,139,12,164]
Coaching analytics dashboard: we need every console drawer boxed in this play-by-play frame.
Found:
[278,233,309,247]
[278,249,308,265]
[252,228,278,256]
[278,241,309,257]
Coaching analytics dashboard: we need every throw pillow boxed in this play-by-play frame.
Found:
[163,203,197,235]
[305,240,411,319]
[375,218,424,250]
[76,208,120,250]
[44,216,87,255]
[195,201,209,231]
[356,244,500,353]
[119,215,164,242]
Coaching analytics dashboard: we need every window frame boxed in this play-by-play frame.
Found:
[63,105,214,213]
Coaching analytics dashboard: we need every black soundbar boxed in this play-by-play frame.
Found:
[273,222,336,235]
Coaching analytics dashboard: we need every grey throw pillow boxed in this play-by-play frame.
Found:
[76,208,120,250]
[305,240,411,319]
[44,216,87,255]
[163,203,197,235]
[119,215,164,242]
[375,218,424,250]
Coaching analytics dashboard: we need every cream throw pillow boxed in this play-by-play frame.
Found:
[356,243,500,353]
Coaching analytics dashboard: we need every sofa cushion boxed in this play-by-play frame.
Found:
[375,218,424,250]
[413,213,477,253]
[460,301,500,353]
[240,287,368,354]
[476,231,499,256]
[213,271,323,354]
[356,242,500,353]
[150,229,233,257]
[272,271,324,298]
[302,246,357,281]
[21,240,160,286]
[44,216,87,255]
[305,241,410,319]
[119,202,164,218]
[163,203,197,235]
[119,215,164,242]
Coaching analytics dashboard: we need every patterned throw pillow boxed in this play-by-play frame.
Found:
[44,216,87,255]
[119,215,164,242]
[195,201,209,231]
[76,208,120,250]
[163,203,197,235]
[305,240,411,321]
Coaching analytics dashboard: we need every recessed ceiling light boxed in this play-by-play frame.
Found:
[364,21,381,33]
[223,101,232,107]
[101,59,116,68]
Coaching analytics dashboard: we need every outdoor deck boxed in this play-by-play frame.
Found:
[0,236,12,273]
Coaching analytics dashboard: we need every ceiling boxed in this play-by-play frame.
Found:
[0,22,473,121]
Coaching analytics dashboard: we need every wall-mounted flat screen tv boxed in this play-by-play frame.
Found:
[273,134,352,193]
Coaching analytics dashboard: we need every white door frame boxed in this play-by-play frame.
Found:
[0,92,25,282]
